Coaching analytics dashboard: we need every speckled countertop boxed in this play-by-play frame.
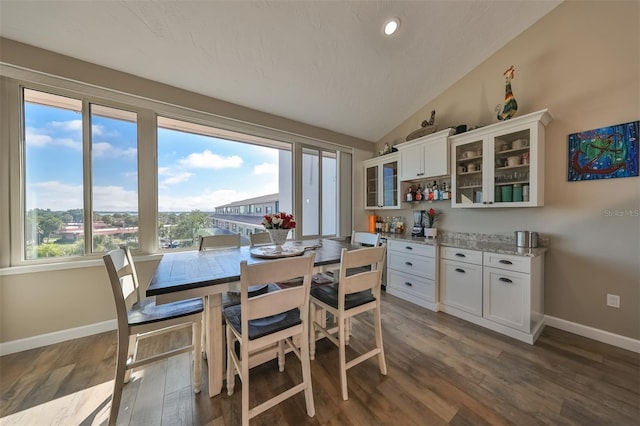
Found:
[380,231,548,257]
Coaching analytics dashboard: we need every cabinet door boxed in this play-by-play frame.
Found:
[399,144,423,181]
[483,267,530,332]
[380,159,399,208]
[451,138,487,207]
[365,163,379,209]
[424,137,449,178]
[440,259,483,316]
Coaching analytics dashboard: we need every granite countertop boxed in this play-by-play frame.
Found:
[380,232,547,257]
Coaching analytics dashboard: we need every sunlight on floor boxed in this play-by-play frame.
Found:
[0,371,146,426]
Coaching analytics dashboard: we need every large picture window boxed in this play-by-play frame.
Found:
[157,117,292,249]
[22,88,138,260]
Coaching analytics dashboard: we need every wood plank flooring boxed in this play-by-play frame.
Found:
[1,292,638,425]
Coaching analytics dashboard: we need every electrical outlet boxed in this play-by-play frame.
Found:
[607,294,620,308]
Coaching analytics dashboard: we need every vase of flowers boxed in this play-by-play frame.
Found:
[425,208,440,239]
[261,212,296,251]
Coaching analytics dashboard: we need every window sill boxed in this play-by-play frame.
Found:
[0,253,163,276]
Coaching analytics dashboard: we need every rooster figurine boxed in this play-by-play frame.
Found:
[496,66,517,121]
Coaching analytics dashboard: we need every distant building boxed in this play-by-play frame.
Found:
[211,193,279,239]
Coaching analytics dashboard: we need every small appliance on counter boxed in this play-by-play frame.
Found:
[411,210,425,237]
[515,230,539,248]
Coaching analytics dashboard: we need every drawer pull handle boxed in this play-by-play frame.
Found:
[499,277,513,283]
[455,253,466,258]
[404,282,413,287]
[499,259,513,265]
[405,261,413,266]
[405,246,413,250]
[455,268,466,273]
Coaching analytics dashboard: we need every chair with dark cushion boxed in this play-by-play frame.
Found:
[224,252,317,426]
[309,245,387,400]
[103,245,203,426]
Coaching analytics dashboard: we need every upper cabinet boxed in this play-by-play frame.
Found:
[450,109,553,208]
[363,153,401,209]
[397,128,455,181]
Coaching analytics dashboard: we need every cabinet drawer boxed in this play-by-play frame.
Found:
[440,246,483,264]
[440,259,483,316]
[483,266,530,332]
[388,240,436,258]
[387,269,436,303]
[388,251,435,280]
[483,252,531,274]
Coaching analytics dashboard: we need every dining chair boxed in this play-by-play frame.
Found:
[250,231,272,246]
[199,233,241,251]
[103,245,203,426]
[224,252,316,426]
[309,245,387,400]
[351,231,381,247]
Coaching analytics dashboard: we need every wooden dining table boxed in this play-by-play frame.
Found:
[146,238,356,397]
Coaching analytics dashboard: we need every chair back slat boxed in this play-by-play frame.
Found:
[240,252,315,333]
[250,232,272,246]
[338,246,386,303]
[351,231,380,247]
[103,245,142,327]
[199,234,241,251]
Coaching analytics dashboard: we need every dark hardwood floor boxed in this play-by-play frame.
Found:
[1,292,638,425]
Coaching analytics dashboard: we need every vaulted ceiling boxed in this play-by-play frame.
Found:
[0,1,561,142]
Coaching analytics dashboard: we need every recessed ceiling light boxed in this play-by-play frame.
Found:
[383,18,400,36]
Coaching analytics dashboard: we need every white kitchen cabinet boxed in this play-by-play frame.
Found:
[439,246,545,344]
[450,109,552,208]
[439,247,483,316]
[483,252,544,337]
[397,128,455,181]
[386,240,438,311]
[363,153,401,209]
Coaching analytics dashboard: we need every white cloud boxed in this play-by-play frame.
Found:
[25,127,82,151]
[161,172,193,185]
[93,185,138,211]
[253,162,277,175]
[178,150,243,169]
[51,119,82,132]
[93,141,137,159]
[159,188,267,212]
[26,181,138,211]
[158,167,171,176]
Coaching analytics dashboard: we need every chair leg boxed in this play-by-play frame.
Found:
[300,326,316,417]
[110,332,130,426]
[374,304,387,375]
[193,320,202,393]
[226,325,235,396]
[241,344,250,426]
[338,315,349,401]
[309,302,317,360]
[201,296,208,359]
[278,340,285,372]
[123,334,136,384]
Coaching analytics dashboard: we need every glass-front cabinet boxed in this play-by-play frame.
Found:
[450,109,552,208]
[364,153,401,209]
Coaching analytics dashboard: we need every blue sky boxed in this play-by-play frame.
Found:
[25,102,282,212]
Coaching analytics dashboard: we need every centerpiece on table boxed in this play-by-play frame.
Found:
[425,208,440,239]
[261,212,296,252]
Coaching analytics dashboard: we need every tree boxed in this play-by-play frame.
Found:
[39,214,63,241]
[172,210,209,244]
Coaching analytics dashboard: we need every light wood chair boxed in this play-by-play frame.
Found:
[250,231,272,246]
[103,245,203,426]
[199,233,241,251]
[309,245,387,400]
[224,252,316,426]
[351,231,380,247]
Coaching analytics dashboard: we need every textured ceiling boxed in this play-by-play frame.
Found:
[0,1,561,142]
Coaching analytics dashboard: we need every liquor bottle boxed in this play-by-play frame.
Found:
[432,180,439,200]
[415,185,423,201]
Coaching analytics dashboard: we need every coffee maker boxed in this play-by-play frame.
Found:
[411,210,425,237]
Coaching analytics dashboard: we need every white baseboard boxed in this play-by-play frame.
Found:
[544,315,640,353]
[0,319,117,356]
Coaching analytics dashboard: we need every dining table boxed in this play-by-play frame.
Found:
[146,238,357,397]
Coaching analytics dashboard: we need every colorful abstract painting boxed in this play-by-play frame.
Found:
[568,120,639,181]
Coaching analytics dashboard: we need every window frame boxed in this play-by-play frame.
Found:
[1,68,354,269]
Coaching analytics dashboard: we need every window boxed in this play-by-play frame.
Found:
[301,147,337,237]
[22,88,138,260]
[157,116,292,249]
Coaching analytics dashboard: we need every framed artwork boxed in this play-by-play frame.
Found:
[568,120,639,181]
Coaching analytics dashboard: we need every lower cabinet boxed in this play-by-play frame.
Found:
[440,247,545,344]
[386,240,438,311]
